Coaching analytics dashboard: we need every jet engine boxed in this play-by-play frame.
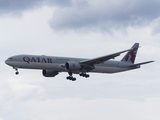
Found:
[65,61,81,71]
[42,70,59,77]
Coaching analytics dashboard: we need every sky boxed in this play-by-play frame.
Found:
[0,0,160,120]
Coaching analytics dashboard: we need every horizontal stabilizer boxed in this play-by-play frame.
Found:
[128,61,154,68]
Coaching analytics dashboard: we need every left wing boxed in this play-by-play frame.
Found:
[80,48,132,65]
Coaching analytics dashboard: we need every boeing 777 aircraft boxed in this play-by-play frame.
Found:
[5,43,154,81]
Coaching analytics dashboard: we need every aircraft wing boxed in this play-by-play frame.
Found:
[80,48,132,65]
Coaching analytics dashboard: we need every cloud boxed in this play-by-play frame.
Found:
[0,4,159,120]
[1,0,160,33]
[45,0,72,6]
[3,97,160,120]
[150,17,160,34]
[0,0,42,14]
[49,0,160,31]
[0,0,71,16]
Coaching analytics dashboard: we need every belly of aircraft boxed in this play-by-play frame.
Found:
[10,61,130,73]
[91,66,130,73]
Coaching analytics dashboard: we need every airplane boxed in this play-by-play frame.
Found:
[5,43,154,81]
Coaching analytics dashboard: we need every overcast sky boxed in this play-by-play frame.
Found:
[0,0,160,120]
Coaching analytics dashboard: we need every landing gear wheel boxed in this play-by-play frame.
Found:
[66,72,76,81]
[72,78,76,81]
[13,67,19,75]
[79,73,90,78]
[15,72,19,75]
[85,74,90,78]
[66,76,76,81]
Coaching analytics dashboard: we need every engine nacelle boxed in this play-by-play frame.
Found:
[65,61,81,71]
[42,70,59,77]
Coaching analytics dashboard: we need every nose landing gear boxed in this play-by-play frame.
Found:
[13,67,19,75]
[15,71,19,75]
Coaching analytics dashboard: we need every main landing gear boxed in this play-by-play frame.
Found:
[79,73,90,78]
[13,67,19,75]
[66,72,76,81]
[66,76,76,81]
[66,72,90,81]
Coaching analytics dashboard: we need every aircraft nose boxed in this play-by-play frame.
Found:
[5,59,10,65]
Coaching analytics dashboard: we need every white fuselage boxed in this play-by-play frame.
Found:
[5,55,136,74]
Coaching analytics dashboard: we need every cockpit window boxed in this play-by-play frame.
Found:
[8,58,13,60]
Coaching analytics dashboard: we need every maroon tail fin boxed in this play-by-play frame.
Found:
[121,43,139,63]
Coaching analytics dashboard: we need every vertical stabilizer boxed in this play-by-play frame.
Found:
[121,43,139,63]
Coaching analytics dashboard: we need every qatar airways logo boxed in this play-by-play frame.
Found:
[23,56,52,64]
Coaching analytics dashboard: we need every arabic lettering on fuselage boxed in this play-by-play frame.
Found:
[23,56,52,64]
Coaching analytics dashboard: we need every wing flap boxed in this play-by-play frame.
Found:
[80,48,132,65]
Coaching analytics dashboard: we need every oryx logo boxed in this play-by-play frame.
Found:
[125,48,137,63]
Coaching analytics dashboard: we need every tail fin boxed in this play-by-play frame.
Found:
[121,43,139,63]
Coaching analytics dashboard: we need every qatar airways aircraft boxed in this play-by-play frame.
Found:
[5,43,154,81]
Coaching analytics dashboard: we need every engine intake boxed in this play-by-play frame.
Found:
[42,70,59,77]
[65,61,81,71]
